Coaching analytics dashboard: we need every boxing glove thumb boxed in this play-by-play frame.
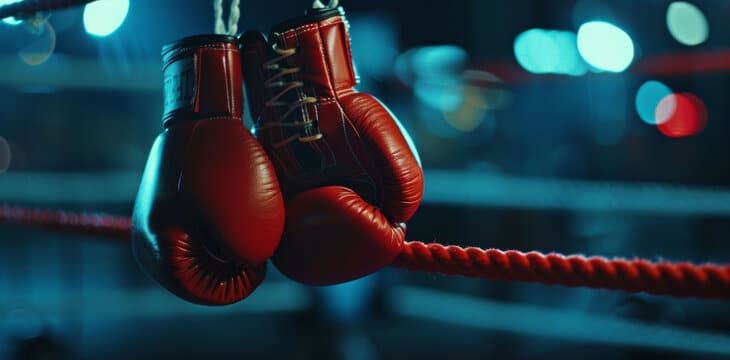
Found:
[272,186,405,285]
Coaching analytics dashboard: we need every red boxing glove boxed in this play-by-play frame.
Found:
[241,6,424,285]
[132,35,285,305]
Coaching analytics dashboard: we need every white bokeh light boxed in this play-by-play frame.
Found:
[0,0,23,26]
[577,21,635,72]
[83,0,129,37]
[666,2,708,46]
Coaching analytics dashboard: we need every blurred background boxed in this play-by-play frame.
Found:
[1,0,730,359]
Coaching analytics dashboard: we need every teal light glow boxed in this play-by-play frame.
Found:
[577,21,634,72]
[0,0,23,26]
[83,0,129,37]
[513,29,587,76]
[514,29,560,74]
[666,2,708,46]
[635,80,673,125]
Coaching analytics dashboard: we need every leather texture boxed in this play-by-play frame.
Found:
[133,36,285,305]
[280,186,406,285]
[241,7,424,286]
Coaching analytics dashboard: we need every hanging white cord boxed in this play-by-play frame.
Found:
[311,0,339,9]
[227,0,241,35]
[214,0,241,35]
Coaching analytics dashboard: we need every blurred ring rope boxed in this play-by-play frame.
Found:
[1,203,728,300]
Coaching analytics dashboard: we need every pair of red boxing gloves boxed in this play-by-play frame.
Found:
[132,5,424,305]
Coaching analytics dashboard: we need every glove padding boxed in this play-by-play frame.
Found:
[133,120,284,305]
[273,186,406,285]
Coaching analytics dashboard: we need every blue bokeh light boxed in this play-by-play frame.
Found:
[83,0,129,37]
[635,80,673,125]
[414,77,464,113]
[514,29,587,76]
[396,45,468,112]
[406,45,467,79]
[514,29,560,74]
[550,31,588,76]
[577,21,634,72]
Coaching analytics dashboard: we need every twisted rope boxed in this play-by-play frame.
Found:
[0,204,130,240]
[0,0,97,21]
[312,0,339,9]
[213,0,240,35]
[2,204,729,299]
[393,241,730,299]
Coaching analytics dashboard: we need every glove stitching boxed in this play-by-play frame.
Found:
[336,101,378,200]
[164,44,234,66]
[311,19,379,203]
[280,23,320,39]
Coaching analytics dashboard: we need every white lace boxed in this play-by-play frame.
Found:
[260,44,322,146]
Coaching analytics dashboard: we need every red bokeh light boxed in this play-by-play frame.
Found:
[655,92,707,138]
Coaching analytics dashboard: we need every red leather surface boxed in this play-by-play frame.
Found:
[195,44,243,118]
[181,120,284,265]
[337,93,424,223]
[272,186,405,285]
[133,38,284,305]
[241,9,423,285]
[271,15,357,98]
[244,15,424,211]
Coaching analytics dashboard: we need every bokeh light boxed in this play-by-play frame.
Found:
[550,31,588,76]
[0,136,11,174]
[0,0,22,26]
[577,21,635,72]
[655,93,707,138]
[654,94,677,127]
[514,29,560,74]
[413,77,464,113]
[398,45,468,112]
[635,80,673,125]
[666,2,708,46]
[443,85,491,132]
[83,0,129,37]
[395,45,467,87]
[514,29,587,76]
[18,19,56,66]
[408,46,467,79]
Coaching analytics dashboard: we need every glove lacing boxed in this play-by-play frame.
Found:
[260,43,323,147]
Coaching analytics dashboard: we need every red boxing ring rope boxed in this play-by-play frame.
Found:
[394,242,730,299]
[0,204,130,240]
[2,204,729,299]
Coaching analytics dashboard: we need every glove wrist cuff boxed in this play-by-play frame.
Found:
[269,7,358,98]
[161,35,243,127]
